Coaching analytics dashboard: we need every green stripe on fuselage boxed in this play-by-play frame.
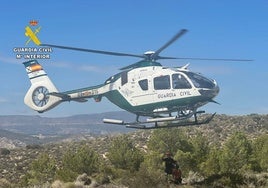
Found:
[104,90,206,116]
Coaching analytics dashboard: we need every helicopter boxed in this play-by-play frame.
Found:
[23,29,250,129]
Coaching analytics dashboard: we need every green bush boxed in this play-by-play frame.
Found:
[219,132,252,174]
[56,144,100,182]
[108,135,144,172]
[147,128,192,155]
[21,153,56,186]
[251,134,268,171]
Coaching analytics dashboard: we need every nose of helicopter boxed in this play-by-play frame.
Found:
[199,80,220,99]
[212,84,220,98]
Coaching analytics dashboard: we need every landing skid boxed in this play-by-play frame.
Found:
[103,112,216,129]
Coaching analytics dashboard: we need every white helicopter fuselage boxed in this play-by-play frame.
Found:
[62,61,219,117]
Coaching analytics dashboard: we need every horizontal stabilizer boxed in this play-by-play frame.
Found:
[49,92,70,100]
[73,98,88,103]
[49,92,88,103]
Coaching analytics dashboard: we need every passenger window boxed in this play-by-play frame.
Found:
[172,74,191,89]
[139,79,148,90]
[154,75,170,90]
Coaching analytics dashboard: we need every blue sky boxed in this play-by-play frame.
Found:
[0,0,267,117]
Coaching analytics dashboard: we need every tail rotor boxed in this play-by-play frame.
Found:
[32,86,50,107]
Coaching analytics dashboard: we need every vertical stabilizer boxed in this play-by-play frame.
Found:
[23,60,61,113]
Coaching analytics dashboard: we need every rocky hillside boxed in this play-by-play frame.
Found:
[0,113,267,187]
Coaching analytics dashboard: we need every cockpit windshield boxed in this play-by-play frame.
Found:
[185,72,214,89]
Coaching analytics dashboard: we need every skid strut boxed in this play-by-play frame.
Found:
[103,111,216,129]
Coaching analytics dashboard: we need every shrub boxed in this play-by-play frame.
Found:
[108,135,144,172]
[219,132,252,174]
[0,148,10,155]
[0,178,12,188]
[56,144,100,182]
[26,144,42,149]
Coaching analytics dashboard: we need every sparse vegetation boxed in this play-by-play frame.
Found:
[0,114,267,187]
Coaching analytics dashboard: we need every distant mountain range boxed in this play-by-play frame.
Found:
[0,111,136,148]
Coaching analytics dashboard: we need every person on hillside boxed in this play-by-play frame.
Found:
[162,152,182,184]
[162,152,176,175]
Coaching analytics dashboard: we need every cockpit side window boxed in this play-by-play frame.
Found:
[139,79,148,91]
[172,74,192,89]
[154,75,170,90]
[185,72,214,89]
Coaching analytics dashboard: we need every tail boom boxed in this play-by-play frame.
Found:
[23,60,108,113]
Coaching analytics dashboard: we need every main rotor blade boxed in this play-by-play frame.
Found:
[174,57,253,61]
[153,29,188,59]
[41,43,144,58]
[157,56,180,60]
[156,56,253,61]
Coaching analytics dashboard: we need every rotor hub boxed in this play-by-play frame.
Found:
[37,93,45,101]
[144,51,155,55]
[144,51,156,60]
